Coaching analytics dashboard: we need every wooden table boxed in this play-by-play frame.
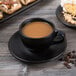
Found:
[0,0,76,76]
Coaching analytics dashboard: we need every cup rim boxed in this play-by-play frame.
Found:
[19,18,56,39]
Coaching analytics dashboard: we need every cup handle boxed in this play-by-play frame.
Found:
[51,30,65,44]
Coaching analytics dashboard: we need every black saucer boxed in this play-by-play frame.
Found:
[56,5,76,29]
[8,31,67,64]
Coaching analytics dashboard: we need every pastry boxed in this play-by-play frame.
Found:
[0,0,37,19]
[61,0,76,24]
[26,0,36,5]
[0,10,3,19]
[20,0,36,5]
[0,0,22,14]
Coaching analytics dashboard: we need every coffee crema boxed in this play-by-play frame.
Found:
[22,22,53,38]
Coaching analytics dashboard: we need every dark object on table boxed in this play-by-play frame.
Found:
[8,30,67,64]
[19,18,64,49]
[60,51,76,69]
[63,62,72,69]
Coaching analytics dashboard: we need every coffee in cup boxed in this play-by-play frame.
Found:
[22,21,53,38]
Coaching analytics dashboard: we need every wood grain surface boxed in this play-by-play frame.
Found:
[0,0,76,76]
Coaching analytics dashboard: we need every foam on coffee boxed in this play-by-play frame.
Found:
[22,22,53,38]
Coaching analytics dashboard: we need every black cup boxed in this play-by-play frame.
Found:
[19,18,64,49]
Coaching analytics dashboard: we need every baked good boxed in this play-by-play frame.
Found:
[64,3,76,16]
[0,0,22,14]
[0,0,36,19]
[0,10,3,19]
[61,0,76,24]
[20,0,36,5]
